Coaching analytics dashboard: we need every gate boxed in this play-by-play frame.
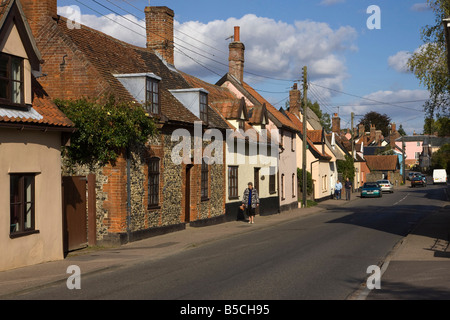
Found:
[62,174,96,253]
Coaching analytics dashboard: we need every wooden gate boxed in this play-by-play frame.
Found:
[62,175,96,253]
[62,176,87,252]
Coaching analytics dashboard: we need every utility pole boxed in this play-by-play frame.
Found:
[351,112,355,192]
[402,135,406,184]
[302,66,308,208]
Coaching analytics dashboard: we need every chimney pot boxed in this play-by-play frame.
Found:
[234,26,240,42]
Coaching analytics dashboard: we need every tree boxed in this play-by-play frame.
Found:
[308,100,332,133]
[297,168,313,195]
[337,155,355,181]
[358,111,391,137]
[431,143,450,171]
[398,124,407,136]
[424,115,450,136]
[407,0,450,119]
[56,96,157,169]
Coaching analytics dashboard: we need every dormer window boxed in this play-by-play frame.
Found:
[200,92,208,123]
[146,77,160,115]
[0,53,24,107]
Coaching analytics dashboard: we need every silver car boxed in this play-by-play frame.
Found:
[376,180,394,193]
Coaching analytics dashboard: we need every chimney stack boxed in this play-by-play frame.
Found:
[289,83,302,116]
[229,26,245,83]
[21,0,58,35]
[332,113,340,134]
[145,6,175,65]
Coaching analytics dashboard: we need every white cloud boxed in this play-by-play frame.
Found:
[320,0,346,6]
[340,89,429,135]
[175,15,357,92]
[57,6,358,109]
[411,3,431,12]
[388,51,412,73]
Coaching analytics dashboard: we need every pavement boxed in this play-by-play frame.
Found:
[0,183,449,300]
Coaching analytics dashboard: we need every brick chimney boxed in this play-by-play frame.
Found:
[332,113,340,134]
[21,0,58,35]
[145,6,175,65]
[370,124,376,139]
[229,26,245,83]
[358,123,365,137]
[289,83,302,116]
[391,123,396,133]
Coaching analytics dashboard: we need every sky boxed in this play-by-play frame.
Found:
[56,0,437,135]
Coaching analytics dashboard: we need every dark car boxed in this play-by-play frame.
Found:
[361,182,382,198]
[411,174,426,187]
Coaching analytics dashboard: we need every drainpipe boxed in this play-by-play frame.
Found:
[126,147,131,243]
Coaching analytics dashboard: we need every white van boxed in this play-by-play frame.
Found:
[433,169,448,184]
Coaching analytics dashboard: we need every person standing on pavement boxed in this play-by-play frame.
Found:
[335,180,342,200]
[242,182,260,224]
[345,178,353,201]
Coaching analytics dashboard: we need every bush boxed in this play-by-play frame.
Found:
[56,96,157,168]
[297,168,313,195]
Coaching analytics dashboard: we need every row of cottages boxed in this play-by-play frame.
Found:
[182,27,299,215]
[0,0,75,270]
[20,0,231,248]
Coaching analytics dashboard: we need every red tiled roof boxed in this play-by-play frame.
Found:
[365,155,399,171]
[55,16,200,125]
[0,77,74,129]
[242,82,298,132]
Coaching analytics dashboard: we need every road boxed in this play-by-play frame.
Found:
[9,182,448,301]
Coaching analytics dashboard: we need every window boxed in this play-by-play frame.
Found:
[10,174,37,237]
[146,77,160,115]
[291,132,295,151]
[292,173,296,198]
[148,158,160,208]
[415,152,420,160]
[0,53,24,107]
[417,142,421,147]
[281,174,285,200]
[269,167,276,194]
[200,92,208,123]
[201,159,209,200]
[228,166,239,199]
[238,120,245,131]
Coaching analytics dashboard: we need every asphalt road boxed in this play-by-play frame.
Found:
[12,183,448,301]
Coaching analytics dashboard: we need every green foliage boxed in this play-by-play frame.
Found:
[297,168,313,195]
[424,116,450,136]
[407,0,450,118]
[431,143,450,171]
[358,111,391,137]
[337,155,355,181]
[398,124,407,136]
[56,97,157,168]
[308,100,332,133]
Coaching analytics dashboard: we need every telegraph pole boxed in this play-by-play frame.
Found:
[302,66,308,208]
[351,112,355,192]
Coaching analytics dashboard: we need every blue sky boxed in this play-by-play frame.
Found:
[57,0,436,134]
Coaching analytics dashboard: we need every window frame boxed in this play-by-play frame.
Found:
[10,173,38,238]
[281,173,285,200]
[201,158,209,201]
[145,76,160,115]
[269,167,276,195]
[200,92,208,124]
[147,158,161,209]
[228,166,239,200]
[0,53,25,109]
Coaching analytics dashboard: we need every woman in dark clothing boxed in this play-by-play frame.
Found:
[242,182,260,224]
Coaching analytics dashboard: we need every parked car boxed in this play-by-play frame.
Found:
[408,172,420,180]
[411,174,426,187]
[376,180,394,193]
[361,182,382,198]
[433,169,448,184]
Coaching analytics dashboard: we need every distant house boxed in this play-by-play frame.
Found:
[0,0,74,271]
[365,155,401,183]
[215,27,299,212]
[395,134,450,169]
[181,72,280,218]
